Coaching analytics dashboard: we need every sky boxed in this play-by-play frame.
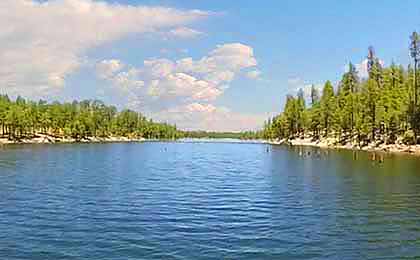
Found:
[1,0,420,131]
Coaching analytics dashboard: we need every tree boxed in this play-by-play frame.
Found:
[361,79,380,141]
[367,46,383,87]
[310,85,320,105]
[337,63,359,139]
[365,47,384,141]
[0,96,180,141]
[320,81,336,136]
[410,32,420,106]
[296,89,307,137]
[410,32,420,143]
[262,33,419,147]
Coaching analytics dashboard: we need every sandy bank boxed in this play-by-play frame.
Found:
[0,134,146,145]
[267,137,420,156]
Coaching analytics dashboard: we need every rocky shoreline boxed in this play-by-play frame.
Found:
[267,137,420,156]
[3,135,420,156]
[0,134,146,145]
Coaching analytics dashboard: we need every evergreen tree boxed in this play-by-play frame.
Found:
[0,96,181,141]
[410,31,420,106]
[262,33,420,146]
[320,81,336,137]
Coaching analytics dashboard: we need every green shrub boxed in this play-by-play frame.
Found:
[402,130,415,145]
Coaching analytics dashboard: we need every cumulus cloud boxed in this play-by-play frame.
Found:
[0,0,209,98]
[96,59,125,79]
[301,84,323,100]
[287,77,323,101]
[344,59,385,79]
[0,0,266,131]
[97,43,259,111]
[357,61,369,79]
[154,103,266,132]
[96,43,263,131]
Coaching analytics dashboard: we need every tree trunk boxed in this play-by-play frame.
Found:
[372,104,376,141]
[415,60,418,106]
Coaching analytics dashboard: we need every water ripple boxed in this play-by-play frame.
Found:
[0,142,420,259]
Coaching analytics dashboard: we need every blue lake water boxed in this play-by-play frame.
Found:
[0,142,420,259]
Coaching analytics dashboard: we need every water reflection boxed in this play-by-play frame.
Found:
[0,142,419,259]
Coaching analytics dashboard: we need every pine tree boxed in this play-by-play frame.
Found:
[320,81,336,137]
[410,32,420,106]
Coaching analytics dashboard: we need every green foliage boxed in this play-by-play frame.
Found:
[403,130,415,145]
[262,36,420,145]
[320,81,336,136]
[183,131,263,140]
[0,96,180,140]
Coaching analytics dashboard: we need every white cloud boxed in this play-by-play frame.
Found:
[96,43,262,131]
[96,59,125,79]
[168,27,204,38]
[159,48,189,55]
[0,0,266,132]
[0,0,209,98]
[96,43,259,110]
[112,69,145,92]
[287,77,323,101]
[301,84,323,100]
[206,43,258,71]
[345,59,385,79]
[354,59,369,79]
[154,103,266,132]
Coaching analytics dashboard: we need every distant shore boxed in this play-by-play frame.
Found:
[0,134,146,145]
[267,137,420,156]
[178,138,266,144]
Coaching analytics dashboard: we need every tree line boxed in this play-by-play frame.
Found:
[183,130,262,140]
[262,32,420,146]
[0,95,181,141]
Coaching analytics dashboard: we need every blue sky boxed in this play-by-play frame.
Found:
[2,0,420,131]
[116,0,420,112]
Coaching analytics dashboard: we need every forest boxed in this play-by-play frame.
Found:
[262,32,420,146]
[183,131,261,140]
[0,95,180,141]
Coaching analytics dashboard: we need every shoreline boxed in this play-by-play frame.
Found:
[2,135,420,156]
[0,134,146,146]
[266,137,420,156]
[178,138,266,144]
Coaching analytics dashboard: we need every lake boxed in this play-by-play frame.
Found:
[0,142,420,259]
